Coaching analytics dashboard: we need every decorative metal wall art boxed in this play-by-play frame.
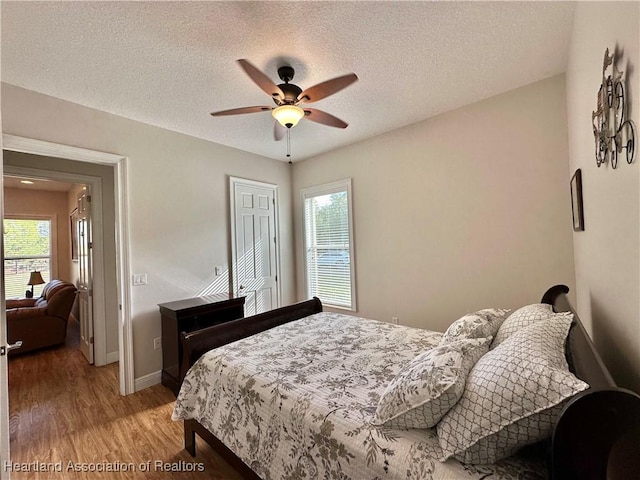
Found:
[592,48,635,169]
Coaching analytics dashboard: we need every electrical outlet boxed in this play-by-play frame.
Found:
[392,317,399,325]
[153,337,161,350]
[133,273,148,286]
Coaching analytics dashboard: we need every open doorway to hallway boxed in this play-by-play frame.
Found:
[3,149,121,370]
[3,174,95,363]
[2,174,99,461]
[0,136,134,470]
[2,159,120,467]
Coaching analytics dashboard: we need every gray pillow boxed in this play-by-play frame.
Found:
[440,308,510,345]
[437,314,588,464]
[373,337,491,429]
[491,303,556,348]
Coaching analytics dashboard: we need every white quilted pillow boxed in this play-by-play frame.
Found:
[440,308,510,345]
[437,314,588,464]
[491,303,556,348]
[372,337,491,429]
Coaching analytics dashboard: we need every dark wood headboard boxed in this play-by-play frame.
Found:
[542,284,640,480]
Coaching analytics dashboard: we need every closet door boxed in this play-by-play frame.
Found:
[231,178,280,315]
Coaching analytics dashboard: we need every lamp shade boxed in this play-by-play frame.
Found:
[27,271,45,286]
[272,105,305,128]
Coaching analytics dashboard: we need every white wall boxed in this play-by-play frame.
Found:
[293,75,575,334]
[566,1,640,392]
[1,83,295,384]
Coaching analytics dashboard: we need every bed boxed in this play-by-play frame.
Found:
[172,285,640,479]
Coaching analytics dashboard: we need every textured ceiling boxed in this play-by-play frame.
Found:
[1,1,575,162]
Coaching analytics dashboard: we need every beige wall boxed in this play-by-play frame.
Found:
[3,187,72,283]
[1,83,295,385]
[566,1,640,392]
[293,75,575,334]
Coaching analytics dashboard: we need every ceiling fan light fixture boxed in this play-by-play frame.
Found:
[272,105,305,128]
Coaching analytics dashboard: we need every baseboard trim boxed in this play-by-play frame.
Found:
[135,370,161,392]
[106,351,119,364]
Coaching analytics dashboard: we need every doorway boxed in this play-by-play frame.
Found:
[0,136,133,475]
[1,135,133,393]
[3,175,96,363]
[3,165,110,366]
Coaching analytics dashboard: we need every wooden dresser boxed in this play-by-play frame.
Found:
[159,293,245,395]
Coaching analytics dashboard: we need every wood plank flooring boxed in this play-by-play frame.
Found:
[7,320,244,479]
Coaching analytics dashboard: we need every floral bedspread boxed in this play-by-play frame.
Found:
[172,312,546,479]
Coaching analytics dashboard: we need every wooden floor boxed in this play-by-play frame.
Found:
[7,320,244,479]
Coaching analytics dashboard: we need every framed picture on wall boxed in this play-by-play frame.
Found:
[570,169,584,231]
[70,208,79,261]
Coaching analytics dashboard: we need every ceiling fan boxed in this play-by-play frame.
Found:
[210,59,358,141]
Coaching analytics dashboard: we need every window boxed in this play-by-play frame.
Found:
[302,179,356,310]
[3,218,52,299]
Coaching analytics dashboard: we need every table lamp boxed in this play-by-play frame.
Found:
[26,271,45,298]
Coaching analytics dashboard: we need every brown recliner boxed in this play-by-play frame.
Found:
[6,279,77,355]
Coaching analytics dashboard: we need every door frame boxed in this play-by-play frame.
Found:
[1,134,134,395]
[1,138,8,479]
[229,176,281,309]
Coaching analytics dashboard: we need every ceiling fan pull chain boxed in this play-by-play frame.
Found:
[287,129,292,164]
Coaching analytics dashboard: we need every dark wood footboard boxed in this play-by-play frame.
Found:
[179,297,322,385]
[179,297,322,477]
[542,284,640,480]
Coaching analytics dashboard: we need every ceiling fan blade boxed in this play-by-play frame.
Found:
[297,73,358,104]
[210,106,272,116]
[237,59,284,100]
[304,108,349,128]
[273,121,286,141]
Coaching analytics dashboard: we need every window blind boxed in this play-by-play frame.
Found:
[3,218,52,299]
[304,187,354,309]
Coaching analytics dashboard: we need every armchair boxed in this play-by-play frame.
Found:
[6,279,77,355]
